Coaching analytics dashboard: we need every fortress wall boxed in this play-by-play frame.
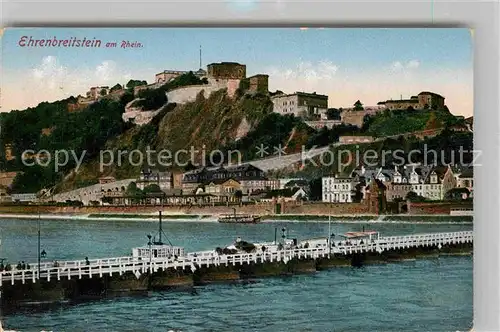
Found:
[281,202,370,215]
[49,179,136,205]
[167,85,216,104]
[166,80,238,105]
[340,110,366,127]
[406,202,473,215]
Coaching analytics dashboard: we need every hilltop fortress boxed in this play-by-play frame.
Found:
[120,62,269,125]
[339,91,448,127]
[63,59,448,129]
[165,62,268,104]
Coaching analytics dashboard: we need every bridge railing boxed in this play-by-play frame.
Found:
[0,231,472,285]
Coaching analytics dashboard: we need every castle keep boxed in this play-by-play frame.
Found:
[207,62,246,80]
[248,74,269,93]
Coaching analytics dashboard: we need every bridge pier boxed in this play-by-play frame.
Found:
[239,260,289,278]
[285,257,317,274]
[149,267,194,289]
[315,254,352,270]
[1,278,68,309]
[193,264,240,285]
[438,241,473,256]
[103,271,149,297]
[66,276,106,301]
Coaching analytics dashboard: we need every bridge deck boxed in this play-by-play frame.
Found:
[0,231,472,286]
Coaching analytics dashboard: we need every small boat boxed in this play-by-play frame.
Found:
[218,208,261,224]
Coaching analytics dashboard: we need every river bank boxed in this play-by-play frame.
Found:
[0,212,473,223]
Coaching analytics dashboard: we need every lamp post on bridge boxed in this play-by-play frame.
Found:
[147,234,152,274]
[37,212,47,279]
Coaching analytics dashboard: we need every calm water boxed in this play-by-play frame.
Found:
[0,218,473,332]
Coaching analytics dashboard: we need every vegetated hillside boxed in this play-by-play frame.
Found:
[56,88,287,191]
[154,89,273,159]
[362,108,462,137]
[1,95,133,194]
[59,86,356,192]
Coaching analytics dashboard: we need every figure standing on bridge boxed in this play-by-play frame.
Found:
[85,257,90,265]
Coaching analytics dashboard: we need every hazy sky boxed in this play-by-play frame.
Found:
[1,28,473,116]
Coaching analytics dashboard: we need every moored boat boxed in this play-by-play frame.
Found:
[217,208,261,224]
[218,214,261,224]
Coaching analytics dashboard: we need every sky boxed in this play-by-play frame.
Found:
[1,28,473,117]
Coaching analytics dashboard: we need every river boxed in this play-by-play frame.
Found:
[0,218,473,332]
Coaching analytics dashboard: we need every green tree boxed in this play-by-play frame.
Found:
[143,183,163,193]
[126,182,144,197]
[308,178,322,201]
[110,84,123,92]
[137,88,168,110]
[425,112,441,129]
[126,80,148,89]
[353,100,364,111]
[99,89,107,96]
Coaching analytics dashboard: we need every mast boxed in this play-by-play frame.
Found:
[159,211,162,244]
[154,210,172,246]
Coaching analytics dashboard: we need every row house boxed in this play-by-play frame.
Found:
[350,163,465,202]
[182,164,278,195]
[385,164,456,201]
[203,178,241,203]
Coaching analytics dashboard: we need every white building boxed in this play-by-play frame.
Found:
[322,175,356,203]
[271,92,328,119]
[11,193,37,202]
